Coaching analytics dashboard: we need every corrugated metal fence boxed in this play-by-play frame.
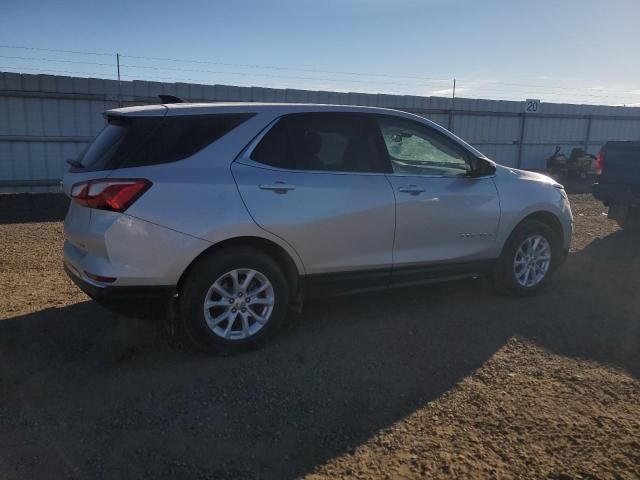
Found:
[2,71,640,193]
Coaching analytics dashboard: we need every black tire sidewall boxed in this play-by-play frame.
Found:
[180,248,289,354]
[495,220,559,296]
[617,208,640,232]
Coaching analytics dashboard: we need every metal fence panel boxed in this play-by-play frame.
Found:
[590,119,640,142]
[1,71,640,192]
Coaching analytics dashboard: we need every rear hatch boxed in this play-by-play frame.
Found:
[62,108,168,194]
[62,107,167,241]
[600,141,640,185]
[63,105,256,234]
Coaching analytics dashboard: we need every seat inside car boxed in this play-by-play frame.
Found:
[290,129,324,170]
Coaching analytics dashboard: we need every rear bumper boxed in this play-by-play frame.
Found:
[64,262,174,302]
[593,183,640,206]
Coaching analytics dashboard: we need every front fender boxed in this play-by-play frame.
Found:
[494,167,573,254]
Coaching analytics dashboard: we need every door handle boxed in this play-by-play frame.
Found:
[259,182,296,193]
[398,185,425,195]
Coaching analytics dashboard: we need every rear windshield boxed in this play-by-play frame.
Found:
[76,113,253,171]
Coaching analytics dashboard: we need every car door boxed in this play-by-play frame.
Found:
[374,115,501,284]
[232,112,396,294]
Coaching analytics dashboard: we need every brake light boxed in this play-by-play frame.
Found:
[595,150,604,175]
[71,179,151,212]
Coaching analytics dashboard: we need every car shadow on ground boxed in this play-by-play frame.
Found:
[1,231,638,479]
[518,230,640,378]
[0,193,68,224]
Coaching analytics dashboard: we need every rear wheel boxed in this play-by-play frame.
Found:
[180,247,289,354]
[617,208,640,232]
[493,220,559,296]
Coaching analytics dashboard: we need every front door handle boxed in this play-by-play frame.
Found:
[398,185,425,195]
[259,182,296,193]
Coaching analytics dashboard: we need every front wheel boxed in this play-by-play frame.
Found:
[179,247,289,354]
[493,220,559,296]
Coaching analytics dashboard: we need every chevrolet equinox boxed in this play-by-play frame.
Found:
[63,102,573,353]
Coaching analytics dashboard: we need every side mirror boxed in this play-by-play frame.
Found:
[471,158,496,177]
[484,160,497,176]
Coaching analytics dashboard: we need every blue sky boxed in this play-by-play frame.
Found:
[2,0,639,105]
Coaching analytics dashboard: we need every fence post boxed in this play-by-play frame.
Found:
[517,113,526,169]
[583,116,592,152]
[447,78,456,131]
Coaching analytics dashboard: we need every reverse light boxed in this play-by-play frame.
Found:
[71,179,151,212]
[595,150,604,175]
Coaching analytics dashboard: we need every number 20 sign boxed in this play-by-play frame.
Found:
[525,99,540,113]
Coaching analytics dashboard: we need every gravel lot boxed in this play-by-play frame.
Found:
[1,192,639,479]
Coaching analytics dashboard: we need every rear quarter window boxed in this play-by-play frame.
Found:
[76,113,253,171]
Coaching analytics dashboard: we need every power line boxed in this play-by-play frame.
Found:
[118,63,448,88]
[121,54,452,83]
[0,44,451,83]
[0,65,117,78]
[4,65,635,106]
[0,44,113,57]
[2,44,638,99]
[0,54,115,68]
[3,64,637,105]
[0,54,450,89]
[0,65,431,96]
[3,52,637,100]
[2,56,638,103]
[0,65,436,96]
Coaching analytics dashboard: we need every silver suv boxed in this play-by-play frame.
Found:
[63,102,573,353]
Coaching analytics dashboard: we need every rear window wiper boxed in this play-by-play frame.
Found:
[66,158,84,169]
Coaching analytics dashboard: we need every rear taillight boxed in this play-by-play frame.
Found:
[71,179,151,212]
[595,150,604,175]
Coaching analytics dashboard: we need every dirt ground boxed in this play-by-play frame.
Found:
[0,193,639,479]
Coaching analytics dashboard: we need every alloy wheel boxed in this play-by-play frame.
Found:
[513,235,552,287]
[203,268,275,340]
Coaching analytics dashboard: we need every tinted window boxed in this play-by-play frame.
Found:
[251,113,388,173]
[78,116,160,170]
[77,113,253,171]
[376,117,471,176]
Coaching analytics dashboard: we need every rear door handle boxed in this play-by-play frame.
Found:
[259,182,296,193]
[398,185,425,195]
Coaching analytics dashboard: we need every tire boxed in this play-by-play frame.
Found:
[179,247,289,354]
[617,208,640,232]
[493,220,560,297]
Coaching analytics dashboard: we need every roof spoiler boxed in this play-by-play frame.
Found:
[158,94,185,104]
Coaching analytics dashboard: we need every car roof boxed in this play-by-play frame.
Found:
[106,102,409,117]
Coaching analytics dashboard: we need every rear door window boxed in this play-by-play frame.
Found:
[76,113,253,171]
[250,113,390,173]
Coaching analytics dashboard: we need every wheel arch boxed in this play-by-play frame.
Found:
[177,236,302,299]
[500,210,566,270]
[520,211,565,246]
